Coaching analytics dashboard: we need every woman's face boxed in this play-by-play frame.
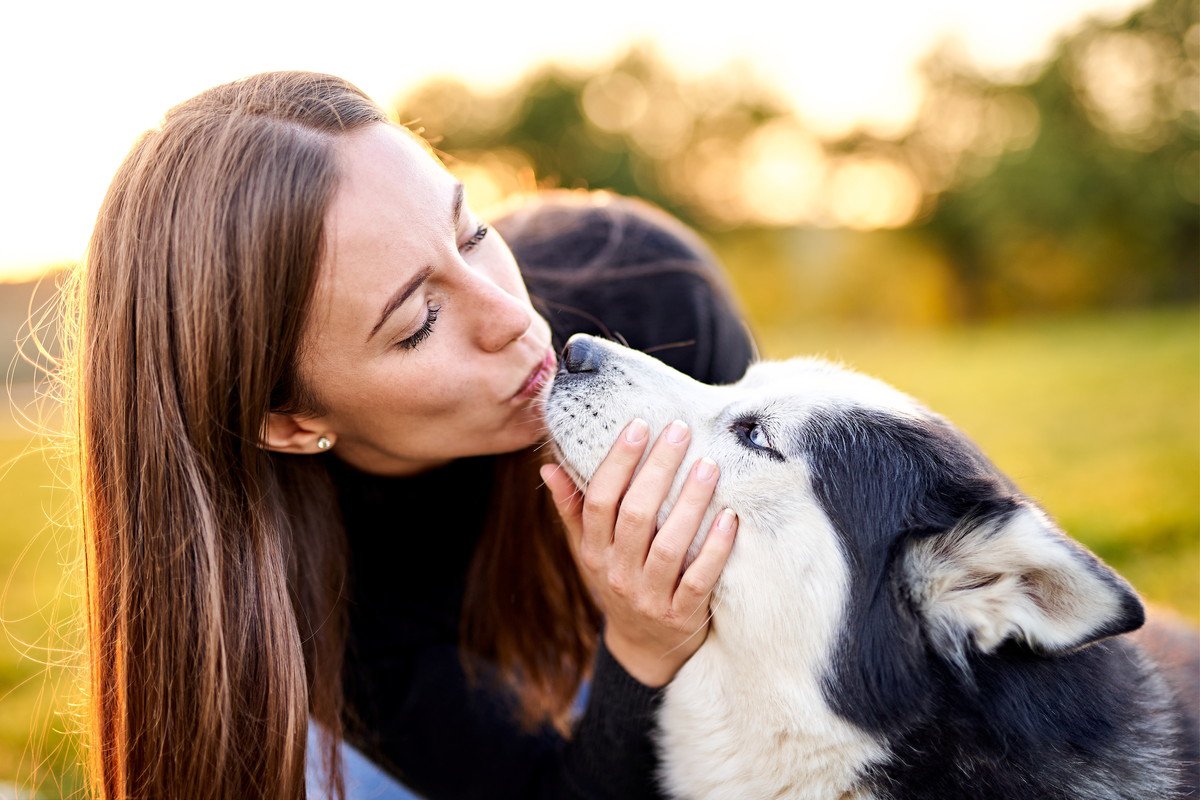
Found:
[289,122,556,476]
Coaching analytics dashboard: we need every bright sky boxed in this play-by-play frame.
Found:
[0,0,1144,281]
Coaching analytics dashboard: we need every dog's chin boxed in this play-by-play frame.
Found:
[545,374,614,493]
[546,439,592,493]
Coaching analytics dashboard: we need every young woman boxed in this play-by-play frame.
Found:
[70,71,755,799]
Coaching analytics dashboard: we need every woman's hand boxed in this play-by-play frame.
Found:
[539,419,738,687]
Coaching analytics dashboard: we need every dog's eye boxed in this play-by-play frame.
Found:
[748,424,770,449]
[732,419,782,460]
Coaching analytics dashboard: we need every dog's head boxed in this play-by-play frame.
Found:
[545,334,1144,729]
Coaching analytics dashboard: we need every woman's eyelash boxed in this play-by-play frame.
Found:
[460,223,489,252]
[397,304,441,350]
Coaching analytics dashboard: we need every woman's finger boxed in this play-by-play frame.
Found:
[672,508,738,619]
[643,457,719,595]
[540,463,584,547]
[612,420,691,578]
[578,418,650,557]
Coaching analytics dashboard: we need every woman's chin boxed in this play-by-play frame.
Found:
[512,401,551,446]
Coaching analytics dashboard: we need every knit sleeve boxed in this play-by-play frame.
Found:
[341,639,668,800]
[557,638,666,799]
[687,267,758,386]
[530,264,757,390]
[496,190,758,388]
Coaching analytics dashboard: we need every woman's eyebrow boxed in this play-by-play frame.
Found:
[365,183,465,344]
[367,265,434,343]
[450,181,464,232]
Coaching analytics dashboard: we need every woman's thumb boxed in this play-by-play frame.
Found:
[539,463,583,528]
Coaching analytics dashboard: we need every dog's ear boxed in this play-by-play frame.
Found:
[902,504,1144,659]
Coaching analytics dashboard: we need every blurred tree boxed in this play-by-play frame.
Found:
[395,47,790,226]
[908,0,1199,317]
[394,0,1198,322]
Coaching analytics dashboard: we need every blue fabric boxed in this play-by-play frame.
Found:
[571,677,592,717]
[306,721,423,800]
[306,679,594,799]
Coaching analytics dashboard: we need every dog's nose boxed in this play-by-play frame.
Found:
[562,336,604,374]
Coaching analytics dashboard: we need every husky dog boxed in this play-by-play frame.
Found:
[545,334,1199,800]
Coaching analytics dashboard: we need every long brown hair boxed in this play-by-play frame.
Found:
[71,71,606,800]
[72,72,382,799]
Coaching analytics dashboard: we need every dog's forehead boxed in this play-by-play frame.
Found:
[734,357,924,419]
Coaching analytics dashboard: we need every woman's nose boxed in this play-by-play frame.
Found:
[468,271,532,352]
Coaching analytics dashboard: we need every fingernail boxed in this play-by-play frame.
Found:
[625,418,648,444]
[717,508,736,531]
[666,419,688,444]
[696,457,716,480]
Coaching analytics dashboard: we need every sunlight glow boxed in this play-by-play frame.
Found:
[737,121,827,226]
[827,158,924,230]
[0,0,1146,281]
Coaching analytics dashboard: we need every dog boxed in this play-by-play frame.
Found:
[544,333,1199,800]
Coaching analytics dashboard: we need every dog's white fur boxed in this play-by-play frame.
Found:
[545,335,1155,800]
[547,342,901,797]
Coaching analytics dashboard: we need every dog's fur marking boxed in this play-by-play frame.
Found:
[545,337,1199,800]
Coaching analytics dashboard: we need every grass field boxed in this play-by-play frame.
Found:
[754,306,1200,621]
[0,415,86,797]
[0,305,1196,794]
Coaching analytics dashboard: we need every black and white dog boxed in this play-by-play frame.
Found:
[545,334,1199,800]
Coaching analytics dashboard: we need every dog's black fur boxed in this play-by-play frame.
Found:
[801,407,1199,799]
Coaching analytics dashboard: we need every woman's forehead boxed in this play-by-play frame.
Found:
[308,125,456,348]
[325,123,456,258]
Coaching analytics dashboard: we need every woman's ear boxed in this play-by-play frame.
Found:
[259,412,335,454]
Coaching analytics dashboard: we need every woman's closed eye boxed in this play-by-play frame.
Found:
[393,219,482,350]
[396,303,441,351]
[394,219,487,351]
[460,222,489,253]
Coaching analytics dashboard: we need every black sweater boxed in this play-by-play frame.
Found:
[329,204,757,799]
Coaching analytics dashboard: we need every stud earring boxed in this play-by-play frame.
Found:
[316,435,333,451]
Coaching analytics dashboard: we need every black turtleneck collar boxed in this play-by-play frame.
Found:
[325,452,498,655]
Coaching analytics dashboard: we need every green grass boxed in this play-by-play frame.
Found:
[0,306,1196,791]
[0,425,86,798]
[755,305,1200,621]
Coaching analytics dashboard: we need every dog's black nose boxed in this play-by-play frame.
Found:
[562,336,604,374]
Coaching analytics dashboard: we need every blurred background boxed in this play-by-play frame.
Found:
[0,0,1196,794]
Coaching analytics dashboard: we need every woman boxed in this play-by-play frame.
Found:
[70,71,754,799]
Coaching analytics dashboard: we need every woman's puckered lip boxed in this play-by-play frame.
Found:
[512,347,556,400]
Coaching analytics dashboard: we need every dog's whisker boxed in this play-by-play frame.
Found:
[678,584,719,627]
[512,417,552,431]
[642,338,696,356]
[533,299,619,342]
[661,605,718,660]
